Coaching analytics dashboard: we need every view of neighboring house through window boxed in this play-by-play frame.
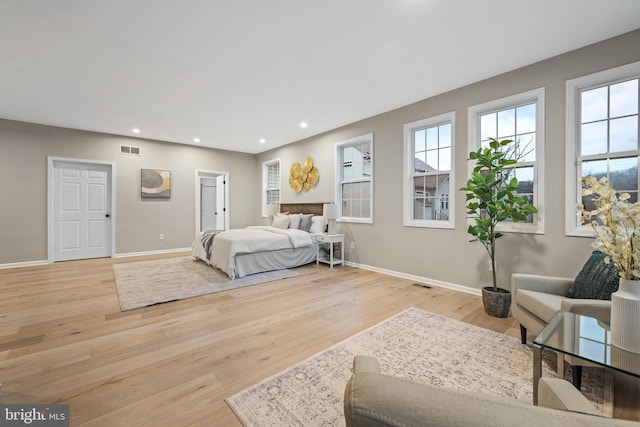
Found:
[336,134,373,223]
[403,112,455,228]
[468,88,545,234]
[262,159,280,213]
[480,103,536,220]
[565,61,640,235]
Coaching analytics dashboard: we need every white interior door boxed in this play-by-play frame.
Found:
[196,170,229,234]
[200,177,217,231]
[52,160,112,261]
[215,174,226,230]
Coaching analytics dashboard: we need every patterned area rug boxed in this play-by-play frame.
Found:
[113,256,300,311]
[226,307,611,426]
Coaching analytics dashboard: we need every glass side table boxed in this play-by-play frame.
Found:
[533,311,640,420]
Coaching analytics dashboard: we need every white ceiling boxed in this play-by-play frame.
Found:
[1,1,639,154]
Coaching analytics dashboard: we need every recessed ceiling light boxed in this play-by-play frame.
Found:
[259,138,266,144]
[131,128,141,134]
[300,121,308,129]
[194,138,201,143]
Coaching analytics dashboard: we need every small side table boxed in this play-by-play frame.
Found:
[316,233,344,268]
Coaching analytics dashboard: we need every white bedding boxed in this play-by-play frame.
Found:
[193,226,315,279]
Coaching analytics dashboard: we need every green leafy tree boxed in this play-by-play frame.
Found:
[460,138,538,291]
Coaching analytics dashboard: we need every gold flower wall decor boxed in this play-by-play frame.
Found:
[289,157,319,193]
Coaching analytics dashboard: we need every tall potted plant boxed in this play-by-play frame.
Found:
[460,138,538,318]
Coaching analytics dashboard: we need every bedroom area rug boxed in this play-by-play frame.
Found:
[226,307,611,427]
[113,256,301,311]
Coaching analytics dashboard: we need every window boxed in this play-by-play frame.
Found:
[262,159,280,214]
[335,134,373,223]
[566,61,640,236]
[468,88,545,234]
[403,112,455,228]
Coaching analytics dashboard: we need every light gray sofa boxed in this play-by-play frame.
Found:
[344,355,635,427]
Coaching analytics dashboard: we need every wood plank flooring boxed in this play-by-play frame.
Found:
[0,253,520,426]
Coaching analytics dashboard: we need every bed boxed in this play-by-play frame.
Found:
[192,203,327,279]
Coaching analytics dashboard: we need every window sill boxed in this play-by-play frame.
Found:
[404,220,455,230]
[337,217,373,224]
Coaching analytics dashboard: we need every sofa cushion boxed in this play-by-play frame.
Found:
[567,251,620,300]
[538,378,603,416]
[517,290,565,323]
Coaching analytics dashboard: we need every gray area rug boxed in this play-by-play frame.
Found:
[226,307,611,426]
[113,256,300,311]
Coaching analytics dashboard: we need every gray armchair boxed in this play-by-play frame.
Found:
[511,251,619,389]
[511,273,612,343]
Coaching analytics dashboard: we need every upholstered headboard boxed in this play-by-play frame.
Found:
[280,202,327,216]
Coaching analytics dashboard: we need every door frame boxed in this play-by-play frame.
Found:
[47,156,117,263]
[195,169,229,235]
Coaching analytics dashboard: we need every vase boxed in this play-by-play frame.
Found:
[610,278,640,354]
[481,286,511,318]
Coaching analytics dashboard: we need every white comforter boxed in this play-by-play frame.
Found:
[209,226,314,279]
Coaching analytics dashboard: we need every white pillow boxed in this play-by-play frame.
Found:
[289,214,302,230]
[272,214,290,229]
[309,216,326,234]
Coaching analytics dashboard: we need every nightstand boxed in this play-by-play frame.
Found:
[316,233,344,268]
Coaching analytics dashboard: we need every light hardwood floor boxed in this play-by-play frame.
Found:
[0,253,520,426]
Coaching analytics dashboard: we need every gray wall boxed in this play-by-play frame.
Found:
[2,29,638,294]
[0,119,256,264]
[256,29,640,291]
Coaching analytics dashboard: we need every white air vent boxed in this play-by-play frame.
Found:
[120,145,141,155]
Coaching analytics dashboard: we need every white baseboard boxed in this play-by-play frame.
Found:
[0,259,48,270]
[0,247,192,269]
[114,247,192,258]
[0,252,477,298]
[344,260,480,296]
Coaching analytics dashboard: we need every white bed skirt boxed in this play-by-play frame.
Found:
[192,231,317,278]
[234,245,317,278]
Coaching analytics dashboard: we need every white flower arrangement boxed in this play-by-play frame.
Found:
[579,176,640,280]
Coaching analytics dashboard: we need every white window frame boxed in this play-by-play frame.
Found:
[467,87,545,234]
[403,111,455,229]
[335,133,374,224]
[262,158,280,216]
[565,61,640,236]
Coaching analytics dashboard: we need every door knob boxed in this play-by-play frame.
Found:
[105,214,110,218]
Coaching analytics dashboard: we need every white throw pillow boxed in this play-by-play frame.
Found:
[272,214,290,229]
[289,214,302,230]
[309,216,326,234]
